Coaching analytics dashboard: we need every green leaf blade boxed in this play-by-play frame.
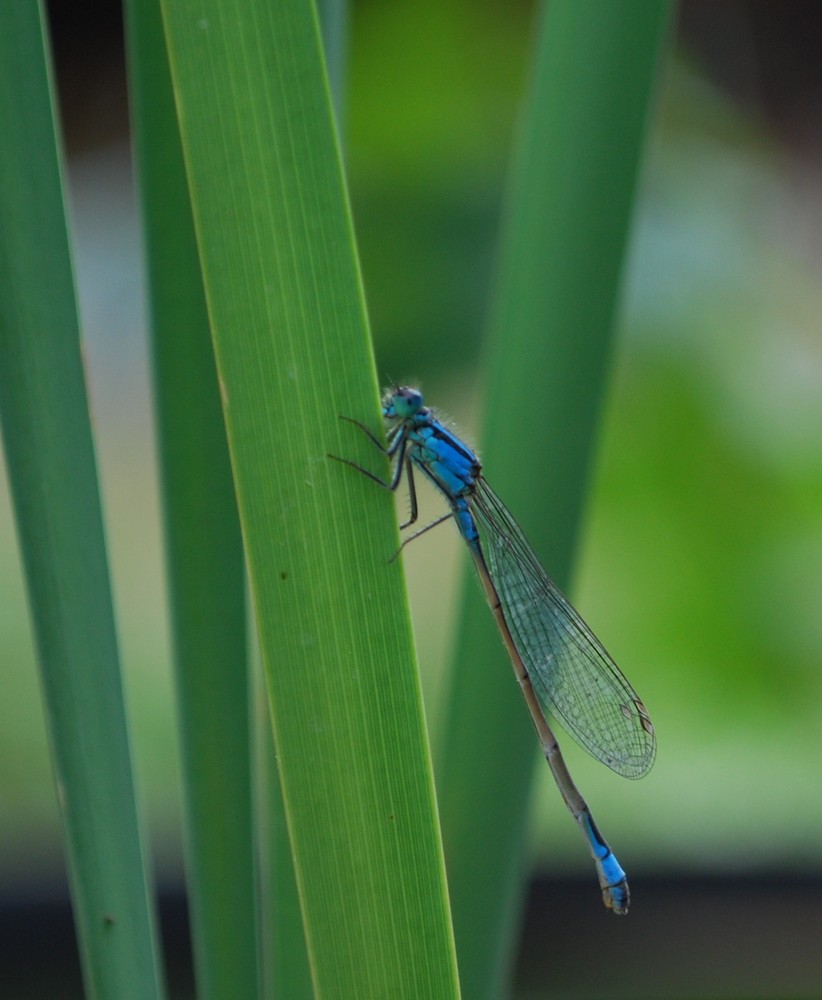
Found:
[160,1,459,995]
[0,7,165,999]
[437,2,673,995]
[125,1,259,997]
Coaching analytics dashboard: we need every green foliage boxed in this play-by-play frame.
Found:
[0,6,164,999]
[437,2,672,995]
[126,1,258,997]
[157,0,458,996]
[7,0,758,996]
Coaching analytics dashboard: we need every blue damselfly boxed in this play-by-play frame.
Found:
[332,386,655,913]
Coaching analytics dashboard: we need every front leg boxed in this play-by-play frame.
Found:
[328,426,408,493]
[338,415,406,457]
[337,414,386,453]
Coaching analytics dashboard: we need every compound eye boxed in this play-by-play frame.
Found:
[400,387,422,409]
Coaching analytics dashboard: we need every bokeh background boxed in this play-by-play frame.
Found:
[2,2,821,997]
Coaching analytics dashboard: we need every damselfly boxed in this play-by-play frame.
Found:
[331,386,655,913]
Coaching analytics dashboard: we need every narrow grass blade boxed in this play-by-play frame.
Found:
[254,667,314,999]
[159,1,459,996]
[124,3,257,998]
[437,2,673,995]
[0,7,164,999]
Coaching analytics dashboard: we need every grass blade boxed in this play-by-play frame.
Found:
[159,1,459,995]
[254,674,314,999]
[437,2,673,994]
[124,2,258,998]
[0,7,164,999]
[257,3,348,996]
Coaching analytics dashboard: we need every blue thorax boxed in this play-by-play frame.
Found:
[383,386,481,545]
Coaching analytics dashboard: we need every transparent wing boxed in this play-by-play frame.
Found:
[471,478,655,779]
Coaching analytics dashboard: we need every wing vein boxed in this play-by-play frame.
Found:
[470,478,655,779]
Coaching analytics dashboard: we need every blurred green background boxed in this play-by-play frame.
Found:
[2,1,821,997]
